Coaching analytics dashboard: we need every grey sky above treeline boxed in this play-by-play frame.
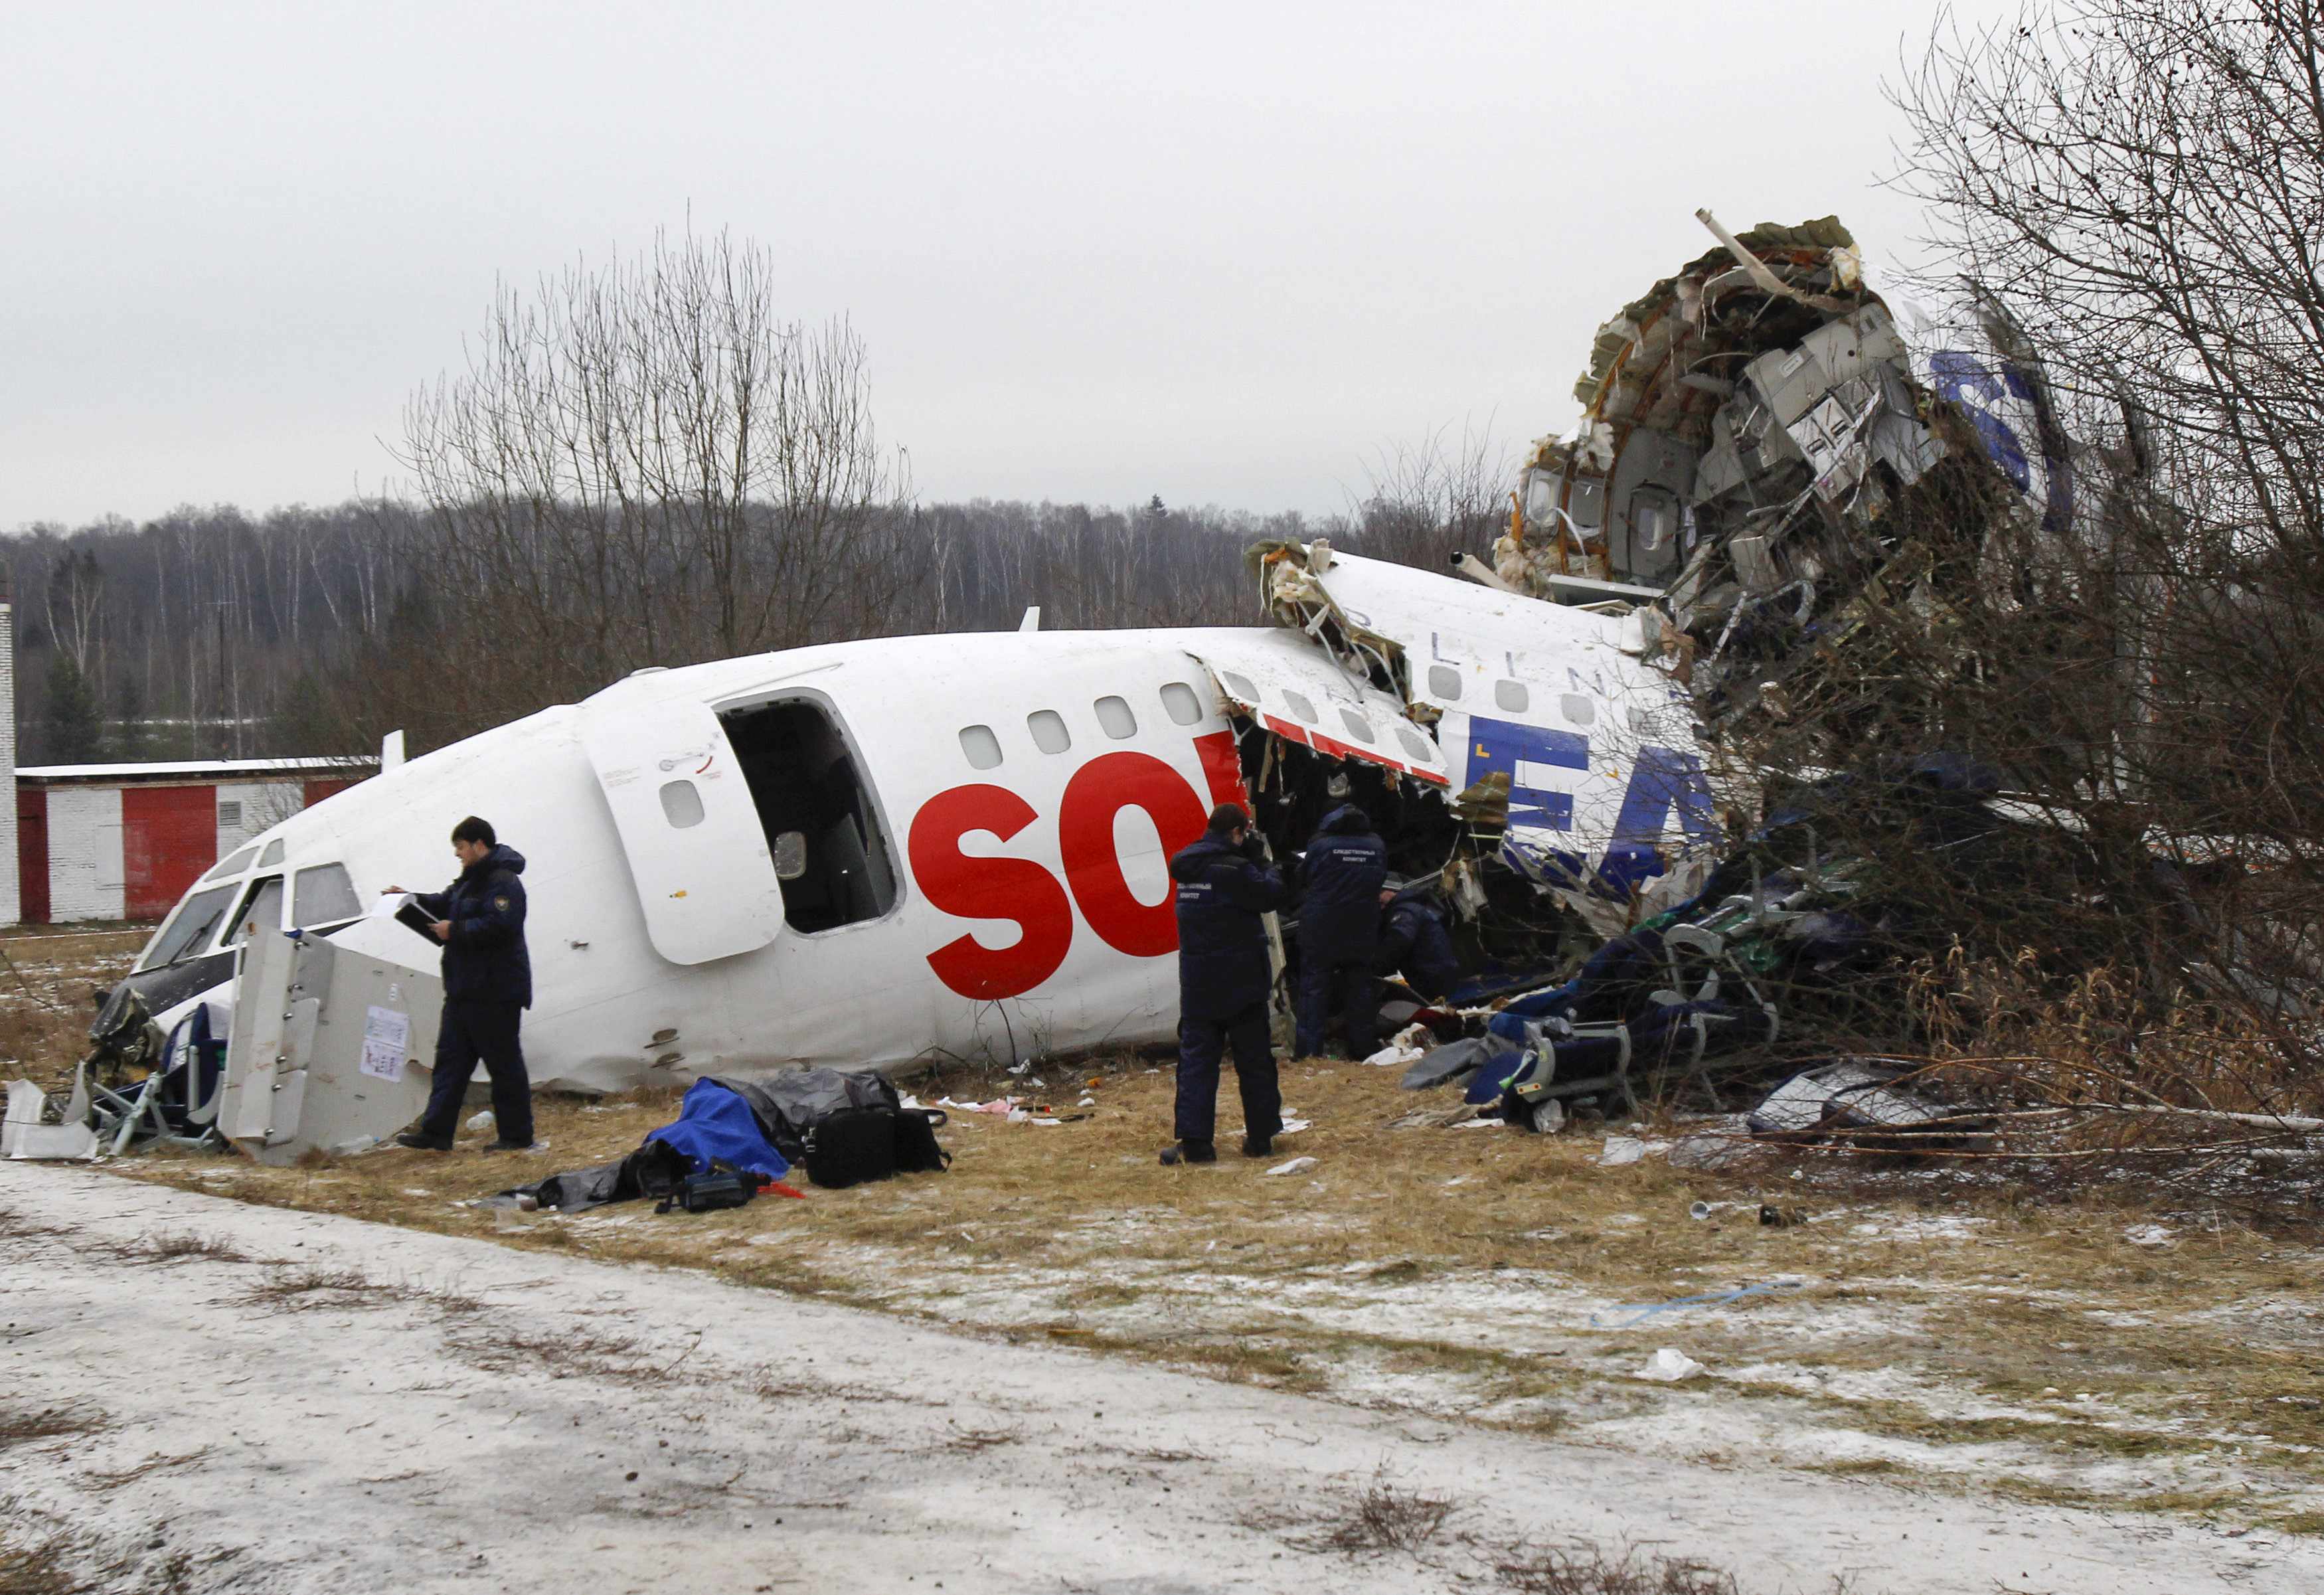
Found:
[5,0,2009,528]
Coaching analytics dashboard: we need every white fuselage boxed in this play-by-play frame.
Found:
[133,596,1707,1092]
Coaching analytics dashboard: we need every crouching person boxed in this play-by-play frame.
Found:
[1378,878,1461,1002]
[390,816,536,1153]
[1163,804,1287,1166]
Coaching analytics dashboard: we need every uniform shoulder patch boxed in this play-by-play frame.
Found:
[493,895,512,912]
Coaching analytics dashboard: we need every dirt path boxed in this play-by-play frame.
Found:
[3,1163,2312,1594]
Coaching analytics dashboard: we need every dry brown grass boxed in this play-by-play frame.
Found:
[89,1048,2324,1531]
[0,928,142,1098]
[0,1406,106,1450]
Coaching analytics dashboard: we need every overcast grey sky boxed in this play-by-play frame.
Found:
[4,1,2010,529]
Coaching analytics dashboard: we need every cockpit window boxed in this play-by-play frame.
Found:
[223,877,285,947]
[202,847,256,883]
[143,885,238,967]
[291,864,362,927]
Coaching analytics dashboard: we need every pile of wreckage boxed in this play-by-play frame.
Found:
[1324,755,2031,1151]
[1490,212,2064,748]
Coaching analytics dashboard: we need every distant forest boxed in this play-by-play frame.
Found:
[2,487,1497,768]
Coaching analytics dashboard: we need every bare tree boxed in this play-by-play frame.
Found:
[394,228,915,712]
[1792,0,2324,1094]
[1347,418,1510,572]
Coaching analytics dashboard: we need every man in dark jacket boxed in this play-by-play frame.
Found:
[391,816,535,1152]
[1163,803,1287,1165]
[1378,879,1461,1001]
[1294,801,1387,1058]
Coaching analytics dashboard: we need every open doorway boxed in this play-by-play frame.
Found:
[717,697,899,933]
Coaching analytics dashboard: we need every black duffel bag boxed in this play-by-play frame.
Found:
[804,1106,951,1189]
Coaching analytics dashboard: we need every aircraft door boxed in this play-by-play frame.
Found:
[578,685,787,965]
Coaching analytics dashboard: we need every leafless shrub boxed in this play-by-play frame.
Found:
[1291,1469,1455,1557]
[1493,1541,1747,1595]
[452,1324,651,1381]
[1349,419,1510,573]
[123,1232,255,1266]
[238,1265,391,1312]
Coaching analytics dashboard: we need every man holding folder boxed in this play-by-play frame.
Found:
[385,816,536,1153]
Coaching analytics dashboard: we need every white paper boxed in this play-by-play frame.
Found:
[361,1005,412,1082]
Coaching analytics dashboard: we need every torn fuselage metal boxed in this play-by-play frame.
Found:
[1222,539,1737,938]
[1493,213,2075,749]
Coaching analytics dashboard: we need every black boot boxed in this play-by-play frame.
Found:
[1159,1139,1217,1166]
[1241,1132,1274,1159]
[394,1130,452,1151]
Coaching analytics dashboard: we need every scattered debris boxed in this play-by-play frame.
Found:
[1746,1058,1975,1145]
[1398,1035,1497,1092]
[1267,1157,1319,1177]
[1598,1135,1648,1168]
[1637,1348,1708,1383]
[2,1078,96,1161]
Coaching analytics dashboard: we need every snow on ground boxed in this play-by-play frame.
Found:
[5,1161,2318,1595]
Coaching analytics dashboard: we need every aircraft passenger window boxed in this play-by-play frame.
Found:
[1426,665,1463,702]
[1160,682,1204,725]
[143,884,238,967]
[1028,709,1072,754]
[1495,680,1531,714]
[659,780,706,829]
[291,863,361,927]
[718,697,902,934]
[1337,709,1376,744]
[1561,693,1596,726]
[1219,672,1260,705]
[258,839,286,868]
[1635,494,1672,551]
[223,877,285,947]
[1395,725,1435,764]
[1525,472,1556,522]
[1094,696,1137,740]
[959,724,1003,770]
[1281,691,1319,724]
[202,847,256,883]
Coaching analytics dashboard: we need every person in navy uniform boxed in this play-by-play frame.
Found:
[1293,798,1388,1058]
[1377,877,1461,1002]
[388,816,536,1153]
[1162,803,1287,1165]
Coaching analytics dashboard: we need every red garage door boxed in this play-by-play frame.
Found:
[122,786,218,920]
[17,789,48,924]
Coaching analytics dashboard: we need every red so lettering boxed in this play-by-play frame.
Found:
[1058,752,1208,957]
[905,784,1073,999]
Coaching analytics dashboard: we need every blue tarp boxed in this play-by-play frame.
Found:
[645,1078,789,1182]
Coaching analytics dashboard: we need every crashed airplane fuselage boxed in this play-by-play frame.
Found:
[110,210,2061,1141]
[120,563,1712,1102]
